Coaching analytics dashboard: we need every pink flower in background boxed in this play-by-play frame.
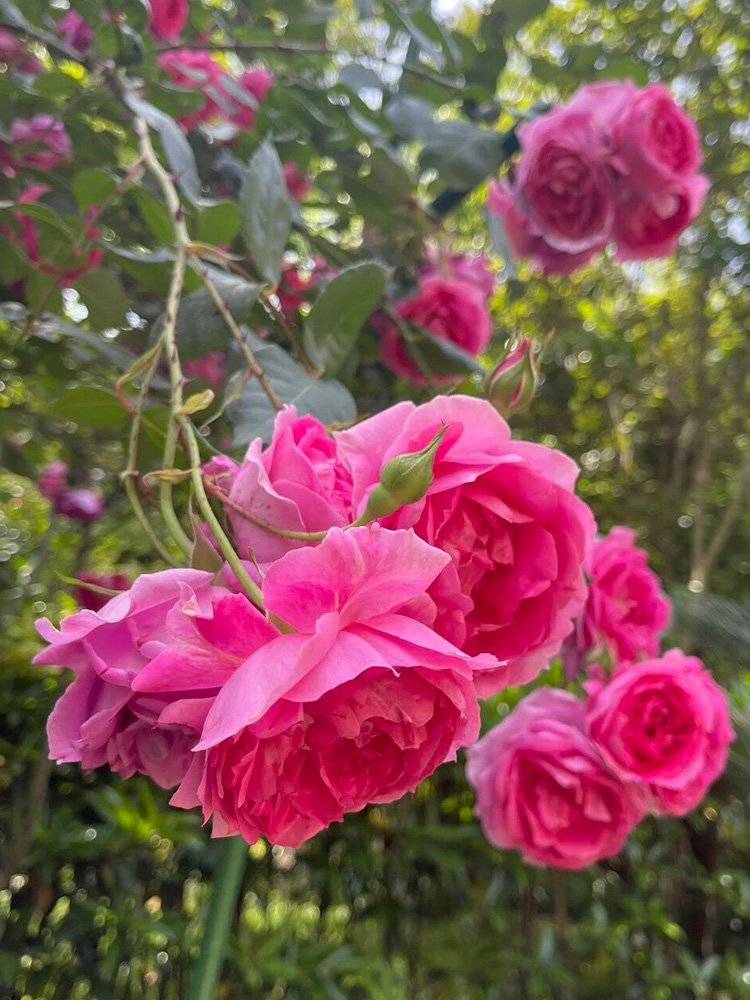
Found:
[203,454,240,493]
[9,116,73,172]
[177,527,494,847]
[583,526,671,662]
[74,573,130,612]
[227,67,273,130]
[0,28,42,74]
[380,277,491,384]
[185,351,226,388]
[614,175,709,261]
[226,407,354,565]
[336,395,595,689]
[565,80,635,133]
[36,570,278,789]
[148,0,188,42]
[487,180,601,275]
[467,687,644,869]
[54,489,105,525]
[610,84,703,203]
[283,161,311,202]
[58,11,94,53]
[586,650,733,816]
[38,460,69,501]
[419,249,495,301]
[516,108,616,253]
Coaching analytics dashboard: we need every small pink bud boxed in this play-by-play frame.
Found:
[486,338,538,417]
[54,488,104,525]
[38,461,69,501]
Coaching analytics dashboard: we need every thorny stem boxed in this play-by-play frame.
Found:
[188,252,283,412]
[155,40,464,92]
[136,116,265,608]
[121,342,178,565]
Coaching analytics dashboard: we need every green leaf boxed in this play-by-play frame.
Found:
[413,328,484,377]
[304,262,388,376]
[385,95,435,140]
[171,272,263,361]
[226,331,356,445]
[132,188,174,244]
[72,168,118,212]
[485,205,518,279]
[195,202,240,246]
[75,270,129,331]
[124,93,202,206]
[50,386,128,430]
[419,122,507,189]
[239,140,292,286]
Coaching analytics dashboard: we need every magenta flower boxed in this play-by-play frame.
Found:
[10,116,73,171]
[148,0,188,42]
[176,527,495,848]
[58,11,94,53]
[38,460,69,501]
[54,489,105,525]
[467,687,644,869]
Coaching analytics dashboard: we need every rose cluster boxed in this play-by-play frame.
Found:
[468,528,733,870]
[38,396,596,848]
[488,81,709,274]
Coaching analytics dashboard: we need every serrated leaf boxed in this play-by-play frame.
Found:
[132,187,174,244]
[124,93,202,206]
[72,169,117,212]
[170,272,262,361]
[239,140,292,286]
[226,331,356,445]
[196,201,240,245]
[304,262,388,376]
[75,269,129,331]
[419,122,507,189]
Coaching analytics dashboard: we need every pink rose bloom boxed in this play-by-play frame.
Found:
[58,11,94,53]
[74,573,130,612]
[36,570,278,789]
[0,28,42,75]
[226,407,354,564]
[227,67,273,130]
[487,181,601,275]
[581,526,671,662]
[148,0,188,42]
[185,351,226,388]
[283,161,311,203]
[54,488,105,525]
[566,80,636,134]
[7,186,103,286]
[336,395,595,690]
[586,650,734,816]
[610,84,703,204]
[380,277,492,384]
[419,249,495,301]
[39,460,69,501]
[10,116,73,171]
[614,175,709,261]
[467,688,644,869]
[203,454,240,492]
[515,108,616,253]
[158,51,224,128]
[176,527,494,848]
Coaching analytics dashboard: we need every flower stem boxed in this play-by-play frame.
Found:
[187,837,248,1000]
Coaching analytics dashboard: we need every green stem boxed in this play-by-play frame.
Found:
[187,837,248,1000]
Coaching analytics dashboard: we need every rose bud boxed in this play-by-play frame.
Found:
[486,338,539,418]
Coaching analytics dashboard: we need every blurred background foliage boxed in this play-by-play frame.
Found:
[2,0,750,997]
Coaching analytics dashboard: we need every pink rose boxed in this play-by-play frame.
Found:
[335,395,595,689]
[9,116,73,171]
[487,181,601,275]
[419,249,495,301]
[283,161,311,203]
[35,570,278,788]
[610,84,703,202]
[176,527,494,847]
[0,28,42,75]
[614,175,709,261]
[566,80,636,134]
[467,687,644,870]
[158,51,225,128]
[226,407,354,564]
[227,67,273,130]
[148,0,188,42]
[185,350,226,388]
[54,488,105,525]
[203,454,240,492]
[58,11,94,53]
[515,108,616,253]
[39,460,69,501]
[380,277,492,384]
[582,526,671,662]
[586,650,734,816]
[73,573,130,612]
